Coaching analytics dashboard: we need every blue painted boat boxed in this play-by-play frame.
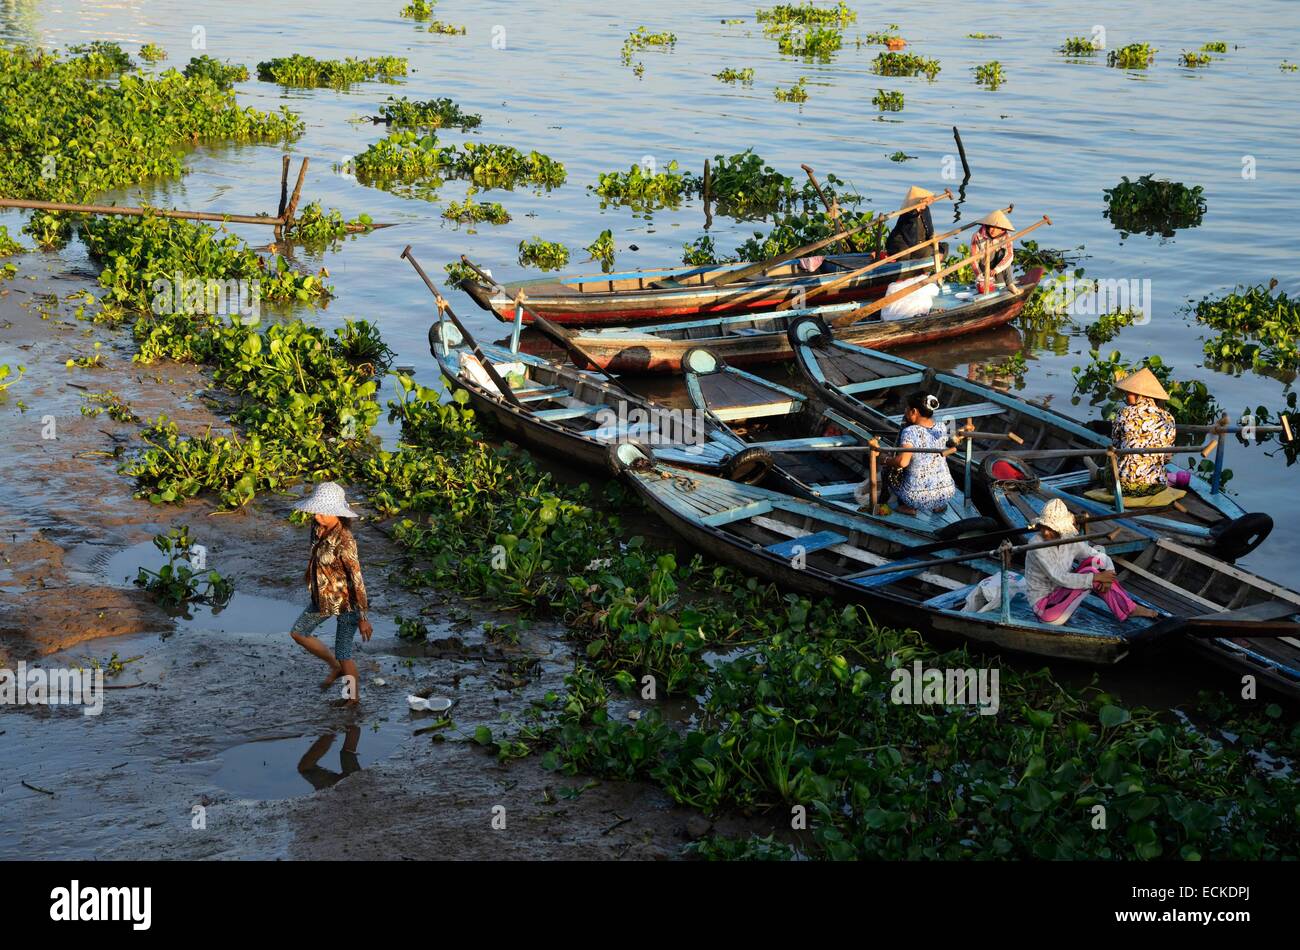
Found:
[786,315,1273,562]
[680,347,1001,538]
[429,318,772,481]
[611,442,1181,665]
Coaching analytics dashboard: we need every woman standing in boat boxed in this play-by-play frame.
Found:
[971,210,1019,295]
[858,391,957,515]
[1110,368,1179,496]
[288,482,374,707]
[1027,499,1158,624]
[886,186,936,259]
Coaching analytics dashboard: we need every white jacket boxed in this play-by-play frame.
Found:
[1024,538,1113,607]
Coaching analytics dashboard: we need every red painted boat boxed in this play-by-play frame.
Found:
[534,270,1042,374]
[461,251,940,326]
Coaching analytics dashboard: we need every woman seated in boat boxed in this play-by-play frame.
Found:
[971,210,1020,296]
[1110,367,1179,497]
[1027,499,1158,624]
[885,186,936,260]
[857,391,957,515]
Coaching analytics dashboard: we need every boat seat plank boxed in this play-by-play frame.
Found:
[516,387,571,402]
[810,481,860,499]
[761,435,860,452]
[534,404,606,422]
[750,515,964,591]
[764,531,848,558]
[839,372,925,395]
[702,501,773,527]
[887,401,1005,425]
[1196,601,1300,623]
[710,400,799,422]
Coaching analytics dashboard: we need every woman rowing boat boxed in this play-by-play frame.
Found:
[885,185,937,259]
[971,209,1019,296]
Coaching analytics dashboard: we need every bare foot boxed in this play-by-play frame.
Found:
[1129,605,1159,619]
[331,697,360,709]
[319,666,343,691]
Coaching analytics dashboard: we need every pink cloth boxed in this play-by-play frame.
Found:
[1033,555,1137,623]
[799,256,826,273]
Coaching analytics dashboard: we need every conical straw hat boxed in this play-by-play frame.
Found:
[900,185,934,210]
[1114,367,1170,401]
[975,209,1013,230]
[1036,498,1078,537]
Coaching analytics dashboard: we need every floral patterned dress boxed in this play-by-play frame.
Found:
[892,423,957,511]
[305,523,368,616]
[1112,396,1175,495]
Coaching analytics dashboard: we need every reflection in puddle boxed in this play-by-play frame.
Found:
[212,716,409,800]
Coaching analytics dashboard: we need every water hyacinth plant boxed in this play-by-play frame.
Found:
[773,76,810,102]
[585,229,616,273]
[283,202,376,248]
[442,195,511,225]
[872,50,941,78]
[65,40,135,78]
[592,161,689,212]
[872,88,903,111]
[400,0,436,18]
[1060,35,1100,55]
[182,55,250,88]
[1193,283,1300,370]
[426,20,466,35]
[1108,43,1156,68]
[1179,51,1212,67]
[377,95,481,129]
[518,238,570,271]
[713,66,755,83]
[256,54,407,88]
[134,525,233,612]
[139,43,166,64]
[1103,174,1205,237]
[973,61,1005,88]
[755,2,855,28]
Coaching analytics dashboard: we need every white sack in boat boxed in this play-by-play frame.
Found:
[963,571,1027,613]
[881,275,940,320]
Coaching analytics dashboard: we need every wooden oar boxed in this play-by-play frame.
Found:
[699,189,956,289]
[842,529,1115,581]
[402,246,522,408]
[800,164,850,250]
[828,214,1051,328]
[776,200,1006,314]
[459,255,638,397]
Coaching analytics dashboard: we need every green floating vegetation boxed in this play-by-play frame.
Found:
[1282,61,1298,72]
[586,229,616,273]
[872,88,903,111]
[872,50,940,79]
[518,237,570,271]
[690,148,821,219]
[67,341,105,369]
[0,225,23,257]
[80,389,139,423]
[592,161,688,212]
[351,132,566,196]
[444,261,478,287]
[1103,174,1205,237]
[973,60,1004,87]
[0,45,301,248]
[134,525,232,612]
[139,43,166,64]
[400,0,436,19]
[442,195,511,226]
[860,24,901,45]
[682,235,733,266]
[79,214,330,315]
[1084,308,1140,347]
[1180,51,1212,67]
[968,32,1001,40]
[1201,41,1228,53]
[427,20,466,35]
[714,66,755,83]
[1108,43,1156,69]
[377,95,481,129]
[755,2,855,28]
[0,363,26,393]
[776,26,842,59]
[182,55,250,88]
[65,40,134,78]
[283,202,375,248]
[733,205,879,262]
[887,151,915,163]
[621,26,677,70]
[773,76,810,102]
[256,54,408,88]
[1193,284,1300,370]
[1060,36,1100,55]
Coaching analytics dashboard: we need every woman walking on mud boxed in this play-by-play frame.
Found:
[288,482,373,707]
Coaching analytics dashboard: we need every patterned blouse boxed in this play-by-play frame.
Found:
[971,226,1013,276]
[305,523,368,616]
[1113,396,1175,494]
[894,423,957,510]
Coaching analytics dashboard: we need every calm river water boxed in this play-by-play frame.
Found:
[3,0,1299,581]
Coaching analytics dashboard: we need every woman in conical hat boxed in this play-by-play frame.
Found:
[885,185,937,260]
[1110,367,1179,496]
[971,209,1018,295]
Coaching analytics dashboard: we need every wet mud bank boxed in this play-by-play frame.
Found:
[0,265,762,859]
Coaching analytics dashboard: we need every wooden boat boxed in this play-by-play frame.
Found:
[985,479,1300,698]
[611,442,1181,664]
[681,347,998,537]
[429,319,774,481]
[787,316,1274,562]
[461,252,940,326]
[544,270,1044,374]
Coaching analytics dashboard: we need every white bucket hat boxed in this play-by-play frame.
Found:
[1036,498,1078,537]
[293,481,359,518]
